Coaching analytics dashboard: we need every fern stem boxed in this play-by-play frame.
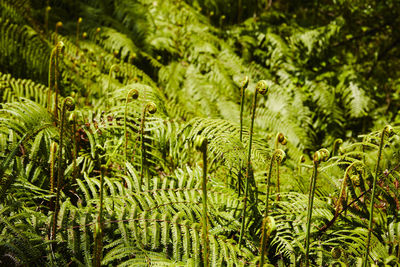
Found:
[76,17,82,50]
[260,149,285,266]
[104,64,119,105]
[140,102,157,191]
[239,80,268,249]
[48,41,65,120]
[196,137,209,267]
[51,97,75,241]
[69,112,78,180]
[305,148,329,266]
[274,133,286,201]
[363,125,393,266]
[238,76,249,197]
[94,165,106,267]
[124,89,139,167]
[49,142,57,211]
[45,6,51,38]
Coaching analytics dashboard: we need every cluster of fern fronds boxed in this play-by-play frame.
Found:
[0,0,400,266]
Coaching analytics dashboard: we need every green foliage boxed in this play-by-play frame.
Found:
[1,0,400,266]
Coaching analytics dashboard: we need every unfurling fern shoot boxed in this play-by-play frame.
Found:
[51,97,75,241]
[48,41,65,119]
[305,148,329,266]
[45,6,51,38]
[76,17,82,50]
[364,125,394,266]
[54,21,63,45]
[239,80,268,248]
[140,102,157,191]
[124,89,139,166]
[332,138,343,157]
[274,133,287,201]
[238,76,249,196]
[260,149,285,267]
[195,136,209,267]
[104,64,120,105]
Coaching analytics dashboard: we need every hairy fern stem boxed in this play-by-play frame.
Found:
[239,80,268,249]
[274,133,286,201]
[363,125,393,266]
[140,102,157,191]
[124,89,139,166]
[238,76,249,197]
[305,148,329,266]
[51,97,75,241]
[94,165,106,267]
[259,149,285,266]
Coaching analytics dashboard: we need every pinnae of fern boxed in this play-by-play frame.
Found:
[239,80,268,249]
[195,136,209,267]
[51,97,75,241]
[140,102,157,191]
[364,125,394,266]
[124,89,139,166]
[259,149,285,267]
[305,148,329,266]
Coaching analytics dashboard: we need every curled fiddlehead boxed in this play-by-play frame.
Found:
[332,138,343,157]
[239,80,268,248]
[305,148,329,266]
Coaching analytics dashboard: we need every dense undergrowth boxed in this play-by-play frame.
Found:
[0,0,400,266]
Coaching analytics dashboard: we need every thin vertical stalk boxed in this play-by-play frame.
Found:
[69,113,78,180]
[196,137,209,267]
[76,17,82,50]
[51,97,75,241]
[124,89,139,166]
[140,102,157,191]
[45,6,51,38]
[104,65,119,106]
[49,142,57,212]
[94,165,106,267]
[274,133,286,201]
[239,80,268,248]
[363,125,393,266]
[238,76,249,196]
[260,149,285,266]
[305,148,329,266]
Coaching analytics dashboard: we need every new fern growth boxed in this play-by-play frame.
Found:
[48,41,65,119]
[94,165,106,267]
[305,148,329,266]
[260,149,285,267]
[140,102,157,191]
[51,97,75,241]
[274,133,287,201]
[195,136,209,267]
[124,89,139,166]
[239,80,268,248]
[363,125,394,266]
[49,141,57,212]
[238,76,249,196]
